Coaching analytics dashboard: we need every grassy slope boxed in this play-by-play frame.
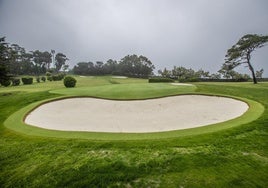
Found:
[0,77,267,187]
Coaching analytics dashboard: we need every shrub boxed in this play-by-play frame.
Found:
[41,76,46,82]
[59,73,65,80]
[46,72,52,77]
[12,78,20,86]
[21,77,33,85]
[0,79,11,87]
[52,73,65,81]
[36,77,40,83]
[149,77,175,83]
[64,76,77,88]
[179,78,199,82]
[47,76,52,81]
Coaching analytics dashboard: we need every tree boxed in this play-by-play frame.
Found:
[256,68,264,79]
[222,34,268,84]
[104,59,118,74]
[9,44,24,75]
[95,61,104,75]
[210,73,221,79]
[55,53,68,72]
[62,64,69,73]
[32,50,46,75]
[73,62,90,75]
[0,37,11,85]
[160,68,172,78]
[119,54,155,77]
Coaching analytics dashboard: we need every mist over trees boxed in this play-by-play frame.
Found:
[73,54,155,78]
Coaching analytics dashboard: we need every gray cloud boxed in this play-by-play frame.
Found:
[1,0,268,75]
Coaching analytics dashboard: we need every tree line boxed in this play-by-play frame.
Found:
[157,66,256,82]
[73,54,155,78]
[158,34,267,83]
[0,37,68,78]
[1,34,267,85]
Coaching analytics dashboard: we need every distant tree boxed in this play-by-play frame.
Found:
[104,59,118,74]
[62,64,69,73]
[160,66,211,81]
[171,66,187,79]
[138,55,155,77]
[196,69,210,78]
[55,53,68,72]
[210,73,221,79]
[119,54,155,77]
[31,50,52,75]
[0,37,11,85]
[73,62,90,75]
[222,34,268,84]
[9,44,25,75]
[72,55,154,77]
[159,68,172,78]
[95,61,104,75]
[256,68,264,79]
[43,51,52,70]
[20,52,34,75]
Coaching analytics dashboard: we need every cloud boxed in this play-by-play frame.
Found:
[0,0,268,75]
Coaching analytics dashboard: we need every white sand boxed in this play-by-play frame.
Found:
[25,95,248,133]
[171,83,194,86]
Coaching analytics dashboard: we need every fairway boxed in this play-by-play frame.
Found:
[51,82,196,99]
[0,76,267,187]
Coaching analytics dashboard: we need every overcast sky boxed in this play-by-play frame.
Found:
[1,0,268,76]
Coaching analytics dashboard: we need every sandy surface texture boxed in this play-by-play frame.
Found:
[171,83,194,86]
[25,95,248,133]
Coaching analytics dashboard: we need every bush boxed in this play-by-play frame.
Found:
[21,77,33,85]
[12,78,20,86]
[36,77,40,83]
[41,76,46,82]
[47,76,52,81]
[52,73,65,81]
[46,72,52,77]
[0,79,11,87]
[64,76,77,88]
[179,77,199,82]
[149,77,175,83]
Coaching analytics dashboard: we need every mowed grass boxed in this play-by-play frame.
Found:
[0,76,267,187]
[51,83,196,99]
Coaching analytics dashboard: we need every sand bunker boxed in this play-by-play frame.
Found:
[171,83,194,86]
[25,95,248,133]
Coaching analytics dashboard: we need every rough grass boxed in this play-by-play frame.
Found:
[0,77,267,187]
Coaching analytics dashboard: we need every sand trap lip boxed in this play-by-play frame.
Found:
[24,95,248,133]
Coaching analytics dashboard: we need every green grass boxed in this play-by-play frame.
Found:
[0,76,267,187]
[51,82,196,99]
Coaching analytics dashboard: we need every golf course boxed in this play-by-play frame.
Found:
[0,76,267,187]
